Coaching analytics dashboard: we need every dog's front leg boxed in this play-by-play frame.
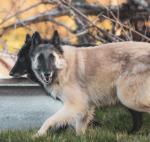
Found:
[75,107,95,135]
[34,106,74,137]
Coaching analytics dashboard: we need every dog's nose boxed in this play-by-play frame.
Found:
[9,67,15,76]
[9,71,20,77]
[44,73,50,81]
[9,71,13,76]
[9,70,18,77]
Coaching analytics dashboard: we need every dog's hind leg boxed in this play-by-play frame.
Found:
[116,72,150,113]
[116,71,150,134]
[128,108,143,133]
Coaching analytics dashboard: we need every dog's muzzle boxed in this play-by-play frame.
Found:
[41,72,53,84]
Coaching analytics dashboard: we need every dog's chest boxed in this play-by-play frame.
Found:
[44,85,63,101]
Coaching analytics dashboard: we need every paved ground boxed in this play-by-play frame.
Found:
[0,78,62,130]
[0,94,62,130]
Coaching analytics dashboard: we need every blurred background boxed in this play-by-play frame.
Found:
[0,0,149,77]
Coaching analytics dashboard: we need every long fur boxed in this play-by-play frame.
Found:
[31,41,150,137]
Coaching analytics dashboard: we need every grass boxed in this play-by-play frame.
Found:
[0,106,149,142]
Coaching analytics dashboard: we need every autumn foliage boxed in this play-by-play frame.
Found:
[0,0,149,54]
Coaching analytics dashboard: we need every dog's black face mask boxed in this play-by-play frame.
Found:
[30,31,64,85]
[9,34,32,77]
[36,50,57,84]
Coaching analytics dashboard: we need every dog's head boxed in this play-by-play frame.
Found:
[9,34,32,77]
[9,31,51,79]
[30,31,66,85]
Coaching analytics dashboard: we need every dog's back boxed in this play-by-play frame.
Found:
[61,42,150,109]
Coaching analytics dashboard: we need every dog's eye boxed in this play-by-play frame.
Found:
[38,54,44,61]
[49,54,54,61]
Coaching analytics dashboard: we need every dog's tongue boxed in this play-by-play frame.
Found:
[45,76,49,82]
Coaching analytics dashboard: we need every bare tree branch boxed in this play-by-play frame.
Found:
[0,7,72,36]
[100,5,150,42]
[59,0,125,42]
[0,0,59,26]
[0,0,149,43]
[0,1,43,25]
[131,0,149,8]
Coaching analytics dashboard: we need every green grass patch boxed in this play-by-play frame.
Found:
[0,106,149,142]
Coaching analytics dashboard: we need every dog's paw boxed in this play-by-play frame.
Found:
[31,133,39,139]
[32,130,47,139]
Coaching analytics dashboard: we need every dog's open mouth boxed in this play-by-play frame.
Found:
[44,77,52,84]
[41,72,53,84]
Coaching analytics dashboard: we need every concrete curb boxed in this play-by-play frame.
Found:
[0,78,62,130]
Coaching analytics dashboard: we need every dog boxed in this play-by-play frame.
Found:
[29,31,149,137]
[10,31,143,133]
[9,34,32,78]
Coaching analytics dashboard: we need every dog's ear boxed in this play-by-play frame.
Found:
[52,31,60,45]
[25,34,31,43]
[29,31,42,57]
[32,31,42,47]
[51,30,63,53]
